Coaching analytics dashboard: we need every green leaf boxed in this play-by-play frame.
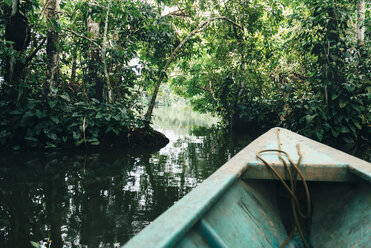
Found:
[73,131,80,140]
[30,241,40,248]
[23,111,35,119]
[342,136,355,144]
[353,120,362,130]
[305,114,317,123]
[75,139,85,146]
[59,93,71,102]
[113,129,119,136]
[9,109,22,115]
[316,129,323,141]
[12,145,20,151]
[331,93,339,101]
[105,126,113,134]
[349,125,356,137]
[25,137,38,142]
[35,109,46,119]
[48,99,57,108]
[50,116,60,124]
[331,129,339,137]
[45,142,56,148]
[91,140,100,145]
[47,133,58,141]
[4,0,12,7]
[340,126,350,133]
[339,100,348,108]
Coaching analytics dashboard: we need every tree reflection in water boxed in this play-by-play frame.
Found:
[0,106,258,247]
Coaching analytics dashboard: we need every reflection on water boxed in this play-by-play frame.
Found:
[0,106,258,247]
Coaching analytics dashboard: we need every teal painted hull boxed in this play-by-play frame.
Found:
[177,180,370,248]
[124,128,371,248]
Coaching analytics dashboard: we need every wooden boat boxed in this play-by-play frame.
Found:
[124,127,371,248]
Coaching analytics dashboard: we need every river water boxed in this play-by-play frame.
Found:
[0,106,258,247]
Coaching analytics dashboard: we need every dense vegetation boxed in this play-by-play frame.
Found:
[170,0,370,147]
[0,0,369,150]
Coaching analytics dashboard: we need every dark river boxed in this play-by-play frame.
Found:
[0,106,258,247]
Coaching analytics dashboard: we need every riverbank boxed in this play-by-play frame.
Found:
[0,99,169,151]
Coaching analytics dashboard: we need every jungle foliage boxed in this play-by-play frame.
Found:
[170,0,370,147]
[0,0,369,149]
[1,0,175,149]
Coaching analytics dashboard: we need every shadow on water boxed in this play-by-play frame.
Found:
[0,105,260,247]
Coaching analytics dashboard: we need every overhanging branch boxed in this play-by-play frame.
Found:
[62,28,101,49]
[25,37,46,65]
[145,16,244,121]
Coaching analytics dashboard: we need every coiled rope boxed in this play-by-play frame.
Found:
[256,129,311,248]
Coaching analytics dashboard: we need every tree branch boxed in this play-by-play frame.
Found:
[209,80,217,101]
[167,16,243,66]
[164,8,190,18]
[193,83,218,102]
[62,28,101,49]
[89,2,109,9]
[25,37,46,65]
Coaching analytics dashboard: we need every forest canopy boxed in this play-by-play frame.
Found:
[0,0,369,149]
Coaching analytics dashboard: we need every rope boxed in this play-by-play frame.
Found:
[256,128,311,248]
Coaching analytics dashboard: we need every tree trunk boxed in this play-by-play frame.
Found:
[87,3,103,101]
[4,0,30,90]
[70,52,77,85]
[44,0,60,96]
[145,72,167,122]
[102,2,113,103]
[356,0,365,45]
